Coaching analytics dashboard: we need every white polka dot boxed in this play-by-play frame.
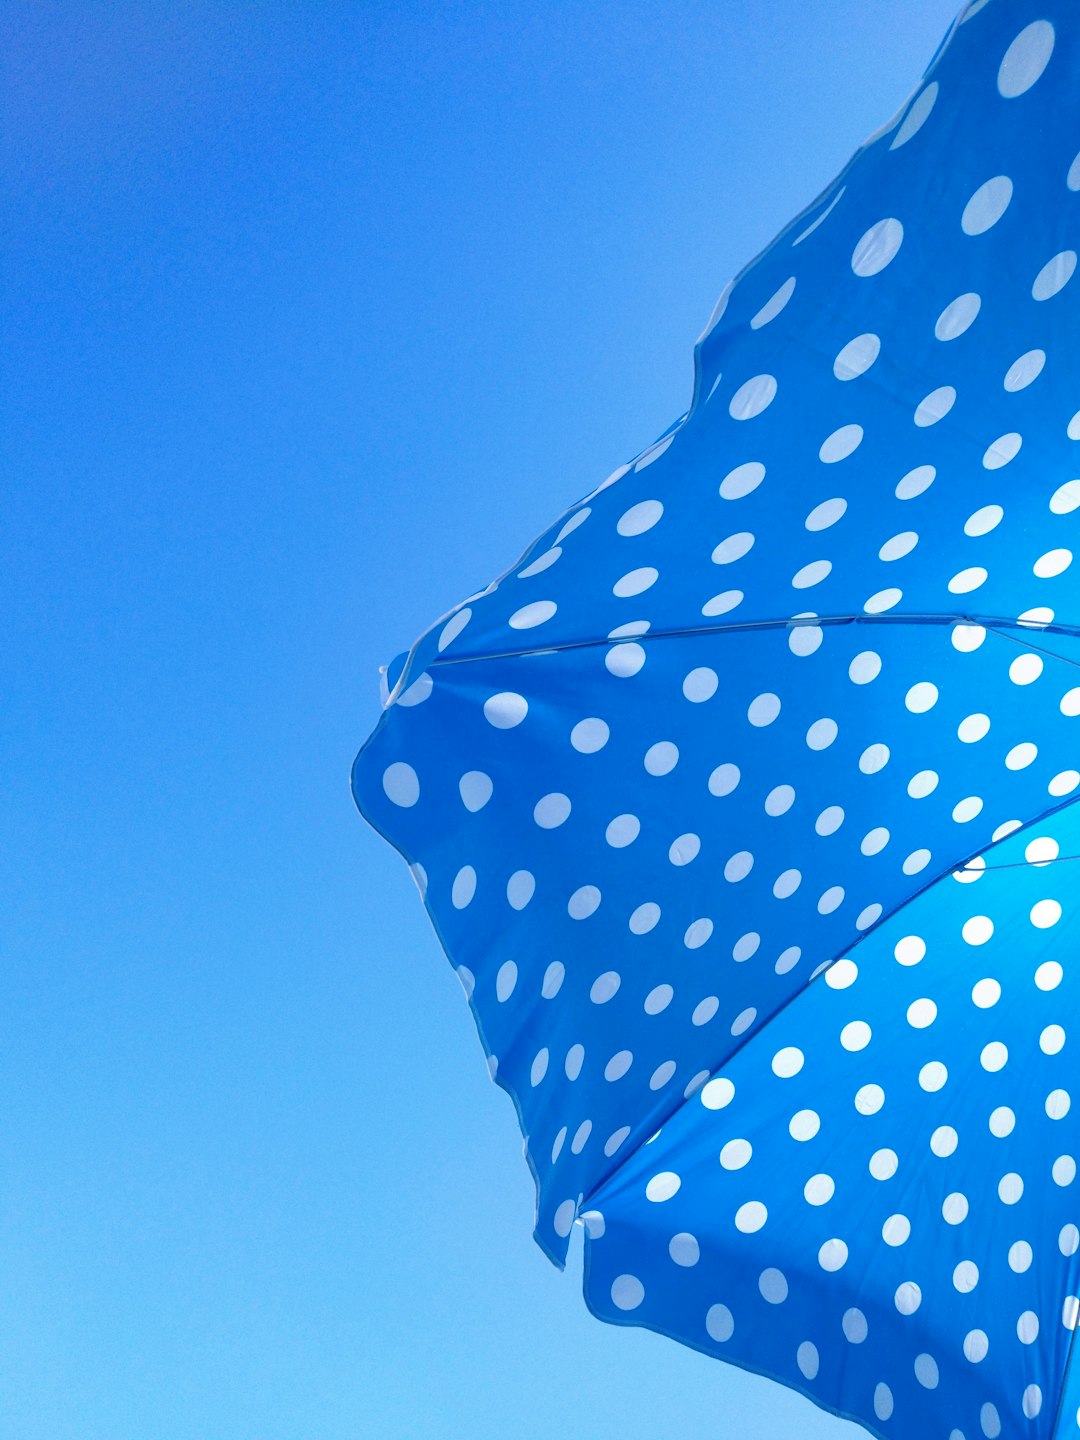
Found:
[819,424,863,463]
[568,885,601,919]
[395,671,432,707]
[792,560,832,589]
[870,1148,898,1180]
[720,461,766,500]
[915,1353,939,1389]
[826,960,859,990]
[571,718,609,754]
[702,589,743,616]
[895,470,935,508]
[958,713,990,743]
[518,547,561,577]
[765,784,795,816]
[684,918,713,949]
[905,681,938,713]
[874,1384,893,1421]
[720,1139,752,1171]
[701,1076,735,1110]
[509,600,556,629]
[438,608,472,651]
[852,218,903,276]
[848,650,881,684]
[748,692,781,726]
[1010,652,1044,686]
[864,587,903,614]
[949,566,988,594]
[506,871,535,910]
[834,334,880,380]
[1004,349,1046,391]
[1042,1024,1066,1055]
[935,292,981,340]
[605,642,646,677]
[860,742,890,773]
[943,1192,968,1224]
[484,691,528,728]
[962,175,1013,235]
[494,960,518,1001]
[789,1109,820,1140]
[382,761,420,807]
[541,962,565,1000]
[919,1061,948,1092]
[843,1309,868,1343]
[645,1171,681,1202]
[1051,480,1080,515]
[930,1126,957,1158]
[530,1048,549,1085]
[728,846,754,881]
[772,1046,804,1078]
[841,1020,871,1052]
[729,375,777,420]
[617,500,664,536]
[734,1201,767,1233]
[1048,1089,1072,1119]
[805,498,848,533]
[819,1238,848,1271]
[712,532,755,565]
[953,796,984,823]
[964,1330,989,1363]
[452,866,477,908]
[908,770,939,798]
[683,667,719,703]
[670,833,701,866]
[611,1274,644,1310]
[691,996,718,1028]
[705,1303,734,1342]
[954,1259,980,1293]
[1035,547,1073,577]
[797,1341,819,1379]
[613,567,658,598]
[915,386,955,426]
[604,1050,633,1082]
[751,276,796,329]
[891,81,939,147]
[709,762,741,796]
[773,869,801,899]
[804,1173,834,1206]
[1053,1155,1076,1184]
[855,1084,884,1114]
[534,793,571,829]
[807,718,838,750]
[965,504,1004,538]
[776,947,801,974]
[998,20,1055,97]
[879,531,918,561]
[908,998,937,1029]
[1006,741,1038,770]
[983,432,1022,468]
[1050,769,1080,796]
[895,1281,922,1315]
[988,1107,1015,1140]
[669,1232,700,1266]
[730,1007,756,1036]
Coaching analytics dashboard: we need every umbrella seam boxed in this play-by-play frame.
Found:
[423,612,1080,669]
[579,785,1080,1213]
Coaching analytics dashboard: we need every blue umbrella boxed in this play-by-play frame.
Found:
[353,2,1080,1435]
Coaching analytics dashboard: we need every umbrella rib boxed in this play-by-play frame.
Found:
[425,610,1080,669]
[579,785,1080,1213]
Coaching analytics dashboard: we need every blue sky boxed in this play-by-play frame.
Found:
[4,2,960,1435]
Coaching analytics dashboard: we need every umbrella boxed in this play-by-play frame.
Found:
[352,1,1080,1435]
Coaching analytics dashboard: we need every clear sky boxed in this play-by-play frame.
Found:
[4,3,961,1436]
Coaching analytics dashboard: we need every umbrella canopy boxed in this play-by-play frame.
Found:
[352,1,1080,1435]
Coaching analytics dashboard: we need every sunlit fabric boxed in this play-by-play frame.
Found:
[353,2,1080,1434]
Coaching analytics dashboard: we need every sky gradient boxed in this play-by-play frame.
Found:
[5,3,961,1436]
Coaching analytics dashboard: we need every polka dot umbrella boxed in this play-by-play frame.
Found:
[352,3,1080,1436]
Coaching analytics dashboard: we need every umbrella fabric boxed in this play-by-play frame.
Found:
[353,1,1080,1435]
